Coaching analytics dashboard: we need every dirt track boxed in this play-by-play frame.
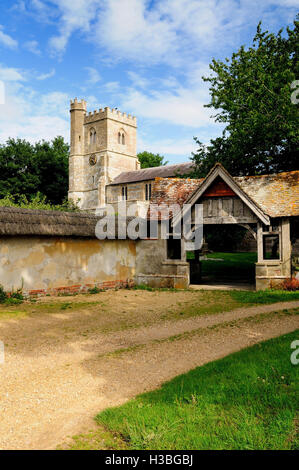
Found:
[0,293,298,450]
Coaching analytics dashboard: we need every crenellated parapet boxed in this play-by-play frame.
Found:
[84,107,137,127]
[70,98,87,112]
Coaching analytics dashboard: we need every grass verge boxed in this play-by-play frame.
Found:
[67,331,299,450]
[0,289,298,325]
[188,251,257,282]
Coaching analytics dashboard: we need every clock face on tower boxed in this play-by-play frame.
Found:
[89,154,97,166]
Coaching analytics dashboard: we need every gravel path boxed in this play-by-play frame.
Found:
[0,300,298,450]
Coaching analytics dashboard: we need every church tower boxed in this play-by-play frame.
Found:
[68,98,139,211]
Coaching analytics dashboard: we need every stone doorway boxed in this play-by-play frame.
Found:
[186,224,257,289]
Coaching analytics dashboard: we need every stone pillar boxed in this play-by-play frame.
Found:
[281,218,291,278]
[256,218,291,290]
[257,222,263,263]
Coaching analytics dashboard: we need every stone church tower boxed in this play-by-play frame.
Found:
[68,98,139,211]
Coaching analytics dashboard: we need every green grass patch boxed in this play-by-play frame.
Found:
[202,252,257,281]
[133,284,181,292]
[0,300,103,320]
[95,331,299,450]
[88,286,104,294]
[61,426,128,451]
[231,289,299,304]
[0,284,24,305]
[0,288,298,325]
[187,252,257,282]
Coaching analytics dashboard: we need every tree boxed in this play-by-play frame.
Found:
[34,137,69,204]
[191,17,299,177]
[0,136,69,204]
[138,151,168,169]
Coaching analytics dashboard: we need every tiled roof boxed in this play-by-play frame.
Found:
[109,162,195,185]
[235,171,299,218]
[151,178,203,207]
[150,170,299,218]
[149,178,203,220]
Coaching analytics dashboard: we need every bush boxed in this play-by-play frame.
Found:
[281,278,299,291]
[88,286,103,294]
[0,285,24,304]
[0,192,80,212]
[10,290,24,301]
[5,297,23,305]
[0,285,7,303]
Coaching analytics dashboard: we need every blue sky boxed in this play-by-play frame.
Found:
[0,0,297,164]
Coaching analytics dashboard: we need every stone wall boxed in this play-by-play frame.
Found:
[0,234,190,295]
[136,237,189,289]
[106,180,155,204]
[0,236,136,295]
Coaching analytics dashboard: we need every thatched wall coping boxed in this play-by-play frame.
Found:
[0,206,141,239]
[0,206,100,237]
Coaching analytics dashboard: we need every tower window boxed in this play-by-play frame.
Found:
[90,128,96,145]
[145,183,152,201]
[118,130,125,145]
[122,186,128,200]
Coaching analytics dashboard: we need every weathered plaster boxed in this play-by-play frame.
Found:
[0,237,136,293]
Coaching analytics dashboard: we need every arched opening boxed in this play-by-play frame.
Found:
[90,128,96,146]
[186,224,257,289]
[118,129,126,145]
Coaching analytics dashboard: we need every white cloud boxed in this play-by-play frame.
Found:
[10,1,26,13]
[95,0,298,65]
[127,71,150,89]
[0,114,69,143]
[103,81,120,93]
[24,40,41,55]
[85,67,101,85]
[38,91,69,116]
[116,61,214,130]
[0,26,18,49]
[0,65,26,82]
[121,83,214,128]
[36,69,56,80]
[0,74,69,143]
[1,0,296,150]
[0,81,4,105]
[138,135,197,157]
[96,0,178,64]
[47,0,101,55]
[29,0,297,64]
